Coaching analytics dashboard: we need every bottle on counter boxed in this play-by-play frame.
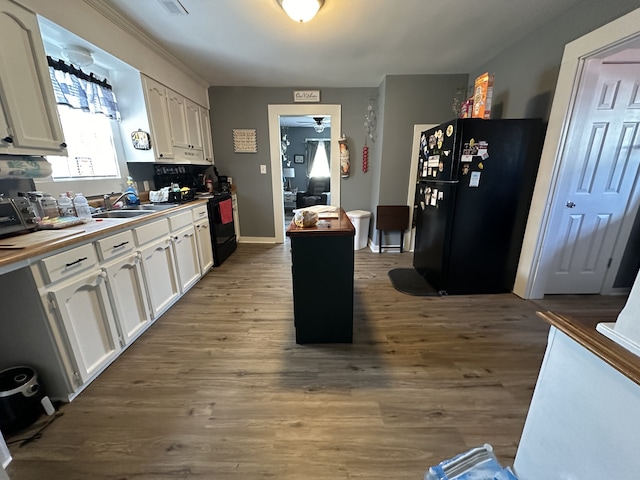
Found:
[58,194,74,217]
[73,193,92,221]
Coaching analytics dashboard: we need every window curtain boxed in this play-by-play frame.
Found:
[47,56,121,120]
[305,140,331,177]
[305,140,319,176]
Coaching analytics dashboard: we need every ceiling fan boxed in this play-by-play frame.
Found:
[293,116,330,132]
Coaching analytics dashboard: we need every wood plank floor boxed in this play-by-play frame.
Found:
[4,243,628,479]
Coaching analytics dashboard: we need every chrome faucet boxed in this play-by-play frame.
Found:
[103,192,128,210]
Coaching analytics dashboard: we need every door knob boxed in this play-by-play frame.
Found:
[566,201,576,208]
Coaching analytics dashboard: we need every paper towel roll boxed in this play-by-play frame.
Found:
[0,156,53,179]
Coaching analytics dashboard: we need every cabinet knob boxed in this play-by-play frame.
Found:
[60,142,67,148]
[159,153,164,158]
[2,136,13,143]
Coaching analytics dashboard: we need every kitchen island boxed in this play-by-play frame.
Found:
[286,209,355,344]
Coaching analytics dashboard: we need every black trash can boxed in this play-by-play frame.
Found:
[0,366,45,433]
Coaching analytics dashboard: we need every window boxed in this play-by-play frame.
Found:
[309,140,330,177]
[47,104,120,180]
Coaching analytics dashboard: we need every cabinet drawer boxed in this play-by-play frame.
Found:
[96,230,135,261]
[191,204,208,222]
[169,210,193,231]
[134,218,169,246]
[40,243,98,284]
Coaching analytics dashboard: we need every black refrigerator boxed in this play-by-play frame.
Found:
[412,118,544,295]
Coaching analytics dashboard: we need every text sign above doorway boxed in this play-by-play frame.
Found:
[293,90,320,103]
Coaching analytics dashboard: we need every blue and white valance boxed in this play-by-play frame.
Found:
[47,56,120,120]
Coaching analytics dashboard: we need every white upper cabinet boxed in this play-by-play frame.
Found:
[199,105,214,164]
[0,0,67,155]
[166,88,189,149]
[185,98,202,151]
[142,73,208,164]
[142,75,174,161]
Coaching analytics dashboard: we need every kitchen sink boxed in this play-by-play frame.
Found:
[92,210,153,219]
[122,204,177,211]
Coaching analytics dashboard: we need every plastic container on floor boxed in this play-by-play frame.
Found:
[346,210,371,250]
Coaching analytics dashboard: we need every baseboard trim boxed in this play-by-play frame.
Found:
[238,236,278,244]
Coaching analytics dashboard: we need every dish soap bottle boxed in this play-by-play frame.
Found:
[73,193,92,221]
[125,176,140,205]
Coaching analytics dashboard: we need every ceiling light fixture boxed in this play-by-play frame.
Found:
[313,117,325,133]
[62,45,94,67]
[277,0,324,23]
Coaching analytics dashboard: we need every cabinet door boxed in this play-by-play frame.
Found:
[0,1,66,154]
[172,225,201,292]
[139,237,180,318]
[195,218,214,273]
[185,99,202,150]
[103,253,151,345]
[47,269,121,383]
[166,89,189,149]
[199,105,214,163]
[142,76,173,160]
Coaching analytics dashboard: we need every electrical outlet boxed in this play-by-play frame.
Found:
[260,165,267,174]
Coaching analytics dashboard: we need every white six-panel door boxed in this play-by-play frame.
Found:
[545,61,640,293]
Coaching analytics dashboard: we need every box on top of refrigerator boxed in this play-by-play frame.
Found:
[472,72,494,119]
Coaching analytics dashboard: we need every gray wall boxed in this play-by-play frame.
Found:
[210,78,466,241]
[209,87,376,238]
[283,126,330,193]
[209,1,640,250]
[371,74,469,245]
[469,0,640,121]
[468,0,640,287]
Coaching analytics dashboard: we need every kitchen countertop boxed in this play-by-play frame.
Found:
[0,199,209,274]
[537,310,640,387]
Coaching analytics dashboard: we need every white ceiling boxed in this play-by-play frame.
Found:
[102,0,587,88]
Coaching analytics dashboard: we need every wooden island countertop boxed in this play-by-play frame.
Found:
[286,208,355,238]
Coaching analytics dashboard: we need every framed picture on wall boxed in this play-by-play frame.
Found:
[294,154,304,164]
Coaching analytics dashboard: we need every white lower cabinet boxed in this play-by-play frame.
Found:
[103,252,151,346]
[46,268,121,384]
[194,218,214,273]
[172,225,201,292]
[0,202,215,402]
[138,236,180,318]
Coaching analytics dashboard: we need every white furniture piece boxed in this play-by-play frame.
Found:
[97,230,152,346]
[135,218,180,318]
[0,203,212,402]
[141,74,212,164]
[192,204,214,273]
[0,0,67,155]
[283,191,296,210]
[514,312,640,479]
[168,210,201,293]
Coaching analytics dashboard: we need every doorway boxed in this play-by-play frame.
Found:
[515,8,640,299]
[268,104,342,244]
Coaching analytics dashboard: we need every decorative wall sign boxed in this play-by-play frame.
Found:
[293,90,320,103]
[233,128,257,153]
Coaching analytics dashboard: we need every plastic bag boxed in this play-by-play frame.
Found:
[294,209,319,228]
[424,444,518,480]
